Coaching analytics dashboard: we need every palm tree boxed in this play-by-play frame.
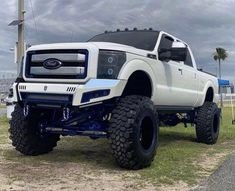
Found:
[213,47,228,79]
[213,47,228,107]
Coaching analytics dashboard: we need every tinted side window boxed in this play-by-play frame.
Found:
[158,35,174,51]
[185,49,193,67]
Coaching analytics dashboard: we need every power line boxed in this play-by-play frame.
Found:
[29,0,38,35]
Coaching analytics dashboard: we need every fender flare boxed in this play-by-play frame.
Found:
[198,80,216,106]
[118,59,156,97]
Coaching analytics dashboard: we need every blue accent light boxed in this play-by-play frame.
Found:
[81,89,110,103]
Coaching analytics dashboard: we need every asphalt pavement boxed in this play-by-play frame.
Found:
[193,152,235,191]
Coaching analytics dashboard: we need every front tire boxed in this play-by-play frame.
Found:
[9,104,60,155]
[196,102,221,144]
[109,95,159,169]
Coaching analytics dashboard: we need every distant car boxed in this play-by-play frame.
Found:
[9,29,220,170]
[6,87,15,119]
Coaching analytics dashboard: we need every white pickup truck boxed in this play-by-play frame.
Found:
[8,29,220,169]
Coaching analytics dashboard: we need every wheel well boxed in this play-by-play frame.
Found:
[122,71,152,98]
[205,87,214,102]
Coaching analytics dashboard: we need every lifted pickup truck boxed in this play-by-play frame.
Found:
[9,29,220,169]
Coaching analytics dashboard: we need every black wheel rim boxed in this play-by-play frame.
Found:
[139,116,155,151]
[213,114,219,134]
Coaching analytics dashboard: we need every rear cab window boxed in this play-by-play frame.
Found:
[158,35,174,52]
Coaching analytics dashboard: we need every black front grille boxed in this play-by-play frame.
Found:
[25,49,89,79]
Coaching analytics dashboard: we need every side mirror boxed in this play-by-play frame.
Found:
[158,49,171,61]
[171,47,187,61]
[171,42,187,61]
[159,42,187,62]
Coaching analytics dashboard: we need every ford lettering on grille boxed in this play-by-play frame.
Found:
[43,58,62,70]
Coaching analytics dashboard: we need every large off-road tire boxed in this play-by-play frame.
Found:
[9,104,60,155]
[109,95,159,169]
[196,102,221,144]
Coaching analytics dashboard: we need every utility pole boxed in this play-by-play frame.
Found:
[17,0,25,74]
[9,0,25,74]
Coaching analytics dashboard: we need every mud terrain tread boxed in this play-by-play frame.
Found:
[9,104,60,155]
[109,95,158,169]
[196,102,220,144]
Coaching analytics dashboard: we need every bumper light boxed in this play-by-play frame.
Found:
[81,89,110,103]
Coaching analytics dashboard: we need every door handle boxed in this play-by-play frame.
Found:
[178,68,183,75]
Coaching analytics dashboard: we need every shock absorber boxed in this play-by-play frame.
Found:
[23,104,29,117]
[62,107,70,121]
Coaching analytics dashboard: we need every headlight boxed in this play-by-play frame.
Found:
[97,50,126,79]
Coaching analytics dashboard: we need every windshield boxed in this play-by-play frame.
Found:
[88,31,159,51]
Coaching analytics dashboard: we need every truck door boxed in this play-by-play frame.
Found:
[155,34,185,106]
[180,47,198,106]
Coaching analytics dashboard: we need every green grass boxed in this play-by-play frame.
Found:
[0,107,235,186]
[0,104,6,109]
[139,107,235,185]
[0,116,9,144]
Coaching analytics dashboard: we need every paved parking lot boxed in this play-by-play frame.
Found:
[194,152,235,191]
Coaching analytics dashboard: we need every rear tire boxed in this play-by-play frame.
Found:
[9,104,60,155]
[196,102,221,144]
[109,95,159,169]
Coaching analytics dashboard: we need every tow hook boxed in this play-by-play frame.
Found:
[23,105,29,117]
[62,107,70,121]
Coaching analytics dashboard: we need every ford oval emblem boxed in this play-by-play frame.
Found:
[43,58,62,70]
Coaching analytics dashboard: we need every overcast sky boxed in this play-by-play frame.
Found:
[0,0,235,79]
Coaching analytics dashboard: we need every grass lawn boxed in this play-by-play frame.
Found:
[0,107,235,189]
[0,104,6,109]
[140,107,235,185]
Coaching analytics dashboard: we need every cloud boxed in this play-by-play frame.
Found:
[0,0,235,79]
